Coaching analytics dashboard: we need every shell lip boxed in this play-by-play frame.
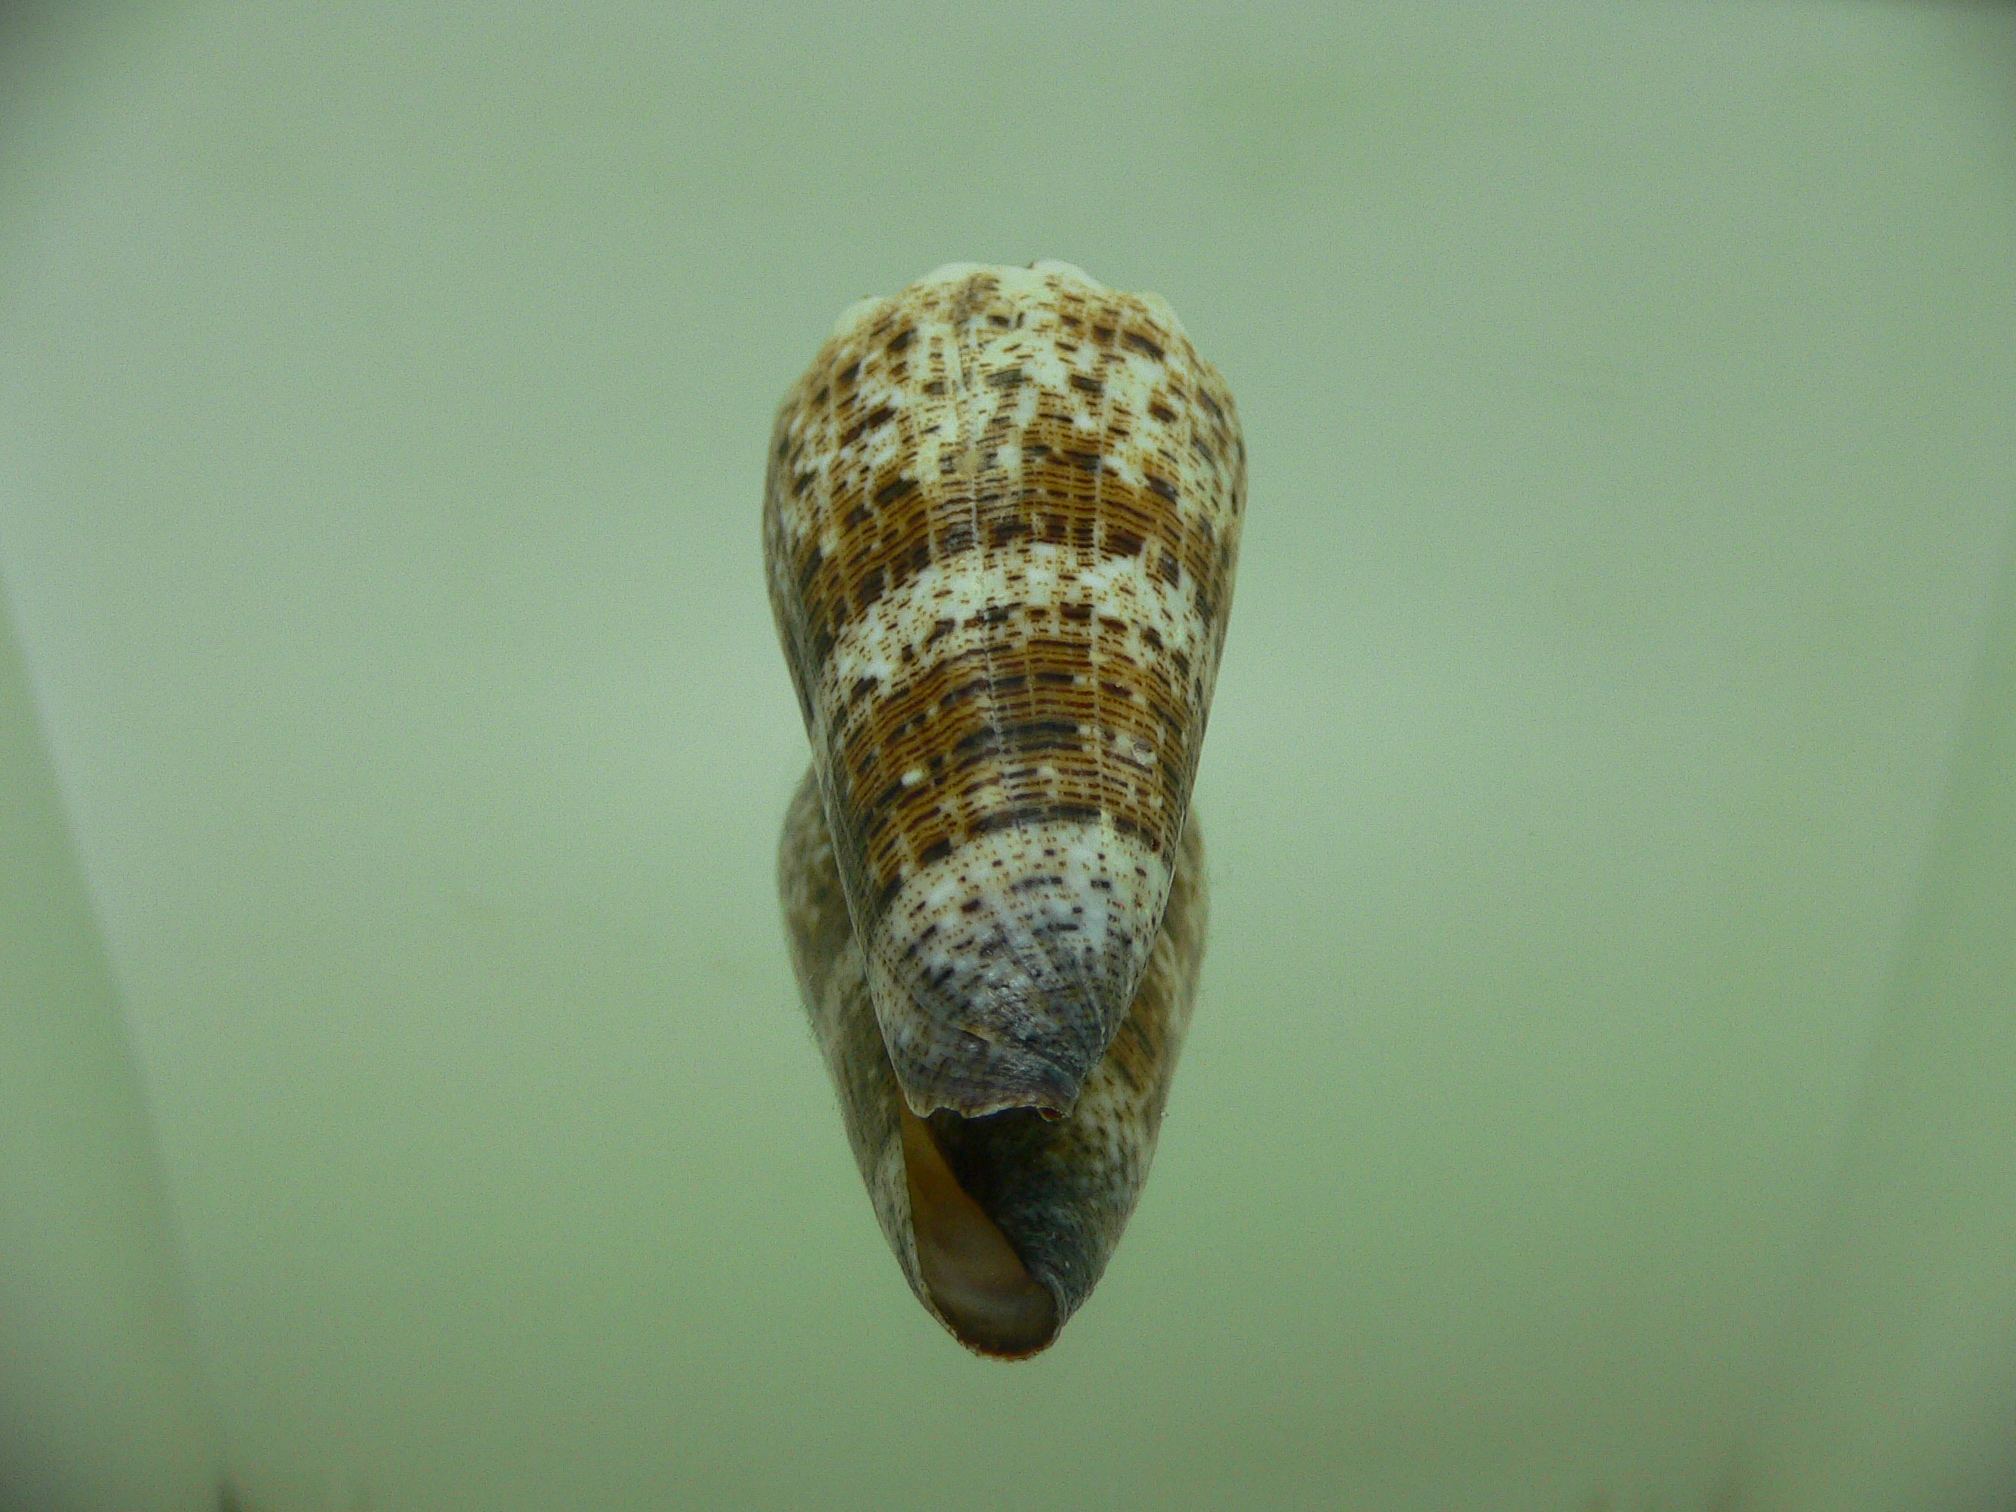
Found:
[874,938,1138,1123]
[891,1020,1101,1122]
[862,819,1169,1129]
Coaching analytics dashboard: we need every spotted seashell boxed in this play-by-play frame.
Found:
[767,261,1244,1355]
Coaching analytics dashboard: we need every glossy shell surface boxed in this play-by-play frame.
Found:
[764,260,1245,1122]
[767,260,1243,1355]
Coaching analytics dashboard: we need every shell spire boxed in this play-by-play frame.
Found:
[769,261,1243,1355]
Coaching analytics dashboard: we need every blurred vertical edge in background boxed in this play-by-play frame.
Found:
[1734,503,2016,1509]
[1,476,220,1496]
[3,10,224,1508]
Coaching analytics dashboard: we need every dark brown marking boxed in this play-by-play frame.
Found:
[841,405,896,447]
[970,802,1103,838]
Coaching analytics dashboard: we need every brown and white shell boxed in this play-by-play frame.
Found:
[766,260,1244,1356]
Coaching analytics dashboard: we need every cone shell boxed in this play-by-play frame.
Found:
[764,260,1245,1122]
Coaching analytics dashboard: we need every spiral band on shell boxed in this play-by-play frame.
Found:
[766,261,1244,1121]
[768,260,1243,1356]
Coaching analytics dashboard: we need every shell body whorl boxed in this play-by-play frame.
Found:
[778,770,1209,1354]
[764,260,1245,1122]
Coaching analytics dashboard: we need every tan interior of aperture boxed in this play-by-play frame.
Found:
[898,1104,1059,1359]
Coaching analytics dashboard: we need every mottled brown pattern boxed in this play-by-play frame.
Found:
[764,261,1244,1120]
[765,264,1242,926]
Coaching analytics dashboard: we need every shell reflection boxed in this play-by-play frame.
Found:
[767,261,1244,1356]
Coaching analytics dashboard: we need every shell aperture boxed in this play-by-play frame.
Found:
[768,261,1243,1355]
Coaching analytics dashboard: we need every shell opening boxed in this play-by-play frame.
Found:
[898,1103,1059,1358]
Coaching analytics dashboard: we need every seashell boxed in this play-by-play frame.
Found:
[766,260,1245,1356]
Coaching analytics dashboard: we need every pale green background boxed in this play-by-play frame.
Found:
[3,4,2015,1510]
